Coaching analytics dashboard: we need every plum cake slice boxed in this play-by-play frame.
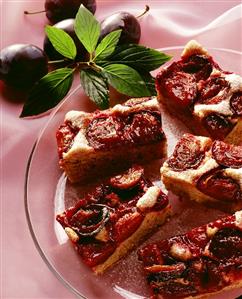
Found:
[138,211,242,299]
[156,40,242,144]
[56,97,167,183]
[56,165,171,274]
[160,134,242,211]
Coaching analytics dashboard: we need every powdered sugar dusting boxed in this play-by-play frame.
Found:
[136,186,160,210]
[235,211,242,229]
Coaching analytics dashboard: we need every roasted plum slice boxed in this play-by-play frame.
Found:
[86,111,164,150]
[198,76,229,104]
[56,122,79,157]
[145,263,186,282]
[167,134,205,171]
[203,113,234,140]
[156,40,242,143]
[69,204,111,236]
[197,169,241,202]
[208,227,242,260]
[157,69,197,108]
[138,212,242,299]
[212,141,242,169]
[56,165,170,273]
[125,111,163,144]
[230,92,242,116]
[57,97,166,183]
[182,54,213,81]
[86,115,124,149]
[112,211,144,243]
[161,133,241,211]
[110,165,144,190]
[77,241,116,268]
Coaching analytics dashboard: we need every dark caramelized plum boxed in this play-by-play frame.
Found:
[158,70,197,107]
[203,113,233,140]
[209,228,242,260]
[78,241,115,267]
[198,76,229,104]
[182,54,213,81]
[110,165,143,190]
[186,227,209,250]
[99,6,150,45]
[145,263,186,276]
[86,115,124,149]
[125,111,163,144]
[230,92,242,116]
[0,44,48,90]
[146,264,187,289]
[70,204,110,236]
[43,18,86,61]
[86,111,163,150]
[167,134,205,171]
[138,213,242,299]
[112,211,143,243]
[138,243,167,267]
[212,141,242,168]
[197,169,241,202]
[56,165,169,269]
[154,280,197,298]
[56,123,79,157]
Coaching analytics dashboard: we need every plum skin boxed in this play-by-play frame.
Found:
[45,0,97,24]
[100,12,141,45]
[0,44,48,90]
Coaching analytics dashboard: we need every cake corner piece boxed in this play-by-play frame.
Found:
[138,211,242,298]
[181,39,209,58]
[56,96,167,183]
[160,133,242,211]
[156,39,242,144]
[56,165,171,274]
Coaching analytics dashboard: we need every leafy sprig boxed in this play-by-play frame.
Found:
[20,5,172,117]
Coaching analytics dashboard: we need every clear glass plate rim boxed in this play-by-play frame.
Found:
[24,46,242,299]
[24,142,87,299]
[25,45,242,156]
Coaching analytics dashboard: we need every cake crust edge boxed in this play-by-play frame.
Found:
[93,205,171,274]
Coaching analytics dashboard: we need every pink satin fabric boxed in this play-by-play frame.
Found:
[1,0,242,298]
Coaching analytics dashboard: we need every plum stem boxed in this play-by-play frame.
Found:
[48,59,67,64]
[24,10,46,15]
[136,5,150,19]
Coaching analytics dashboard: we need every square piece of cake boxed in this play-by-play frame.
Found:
[56,97,167,183]
[56,165,171,274]
[160,134,242,211]
[138,211,242,298]
[156,40,242,144]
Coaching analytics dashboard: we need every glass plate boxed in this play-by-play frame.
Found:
[25,47,242,299]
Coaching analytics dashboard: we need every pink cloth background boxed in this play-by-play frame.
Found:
[1,0,242,298]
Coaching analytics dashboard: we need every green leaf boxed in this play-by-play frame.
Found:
[45,25,77,60]
[74,4,100,54]
[103,64,150,97]
[99,44,172,72]
[95,30,122,61]
[80,69,109,109]
[20,68,74,117]
[140,73,157,96]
